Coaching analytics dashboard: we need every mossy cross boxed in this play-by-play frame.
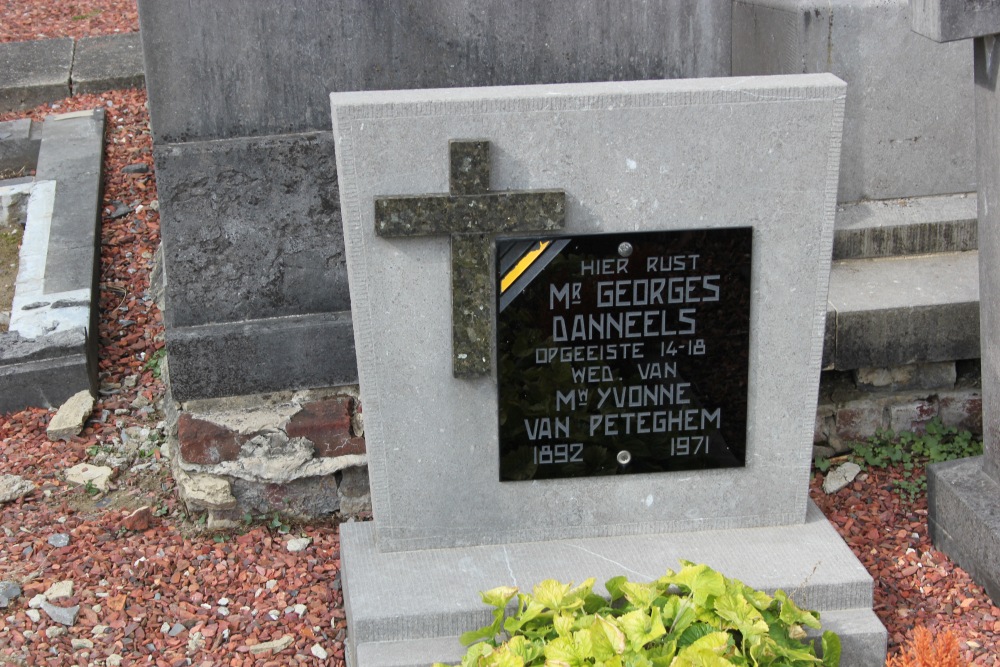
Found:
[374,140,566,378]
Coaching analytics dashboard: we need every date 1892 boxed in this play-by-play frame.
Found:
[533,443,584,465]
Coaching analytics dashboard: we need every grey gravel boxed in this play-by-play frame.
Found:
[0,581,21,608]
[40,600,79,626]
[47,533,70,548]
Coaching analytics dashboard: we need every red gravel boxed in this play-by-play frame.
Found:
[0,0,138,43]
[812,468,999,664]
[0,90,348,666]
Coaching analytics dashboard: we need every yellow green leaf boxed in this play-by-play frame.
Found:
[534,580,573,611]
[775,591,822,630]
[590,614,626,660]
[482,586,519,609]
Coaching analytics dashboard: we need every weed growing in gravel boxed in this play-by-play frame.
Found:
[143,348,166,378]
[842,419,982,501]
[885,626,963,667]
[442,562,841,667]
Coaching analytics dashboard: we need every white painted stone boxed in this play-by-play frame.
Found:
[46,390,95,441]
[286,537,312,552]
[43,580,73,600]
[823,462,863,494]
[174,467,236,511]
[0,474,35,503]
[247,635,294,653]
[64,463,112,492]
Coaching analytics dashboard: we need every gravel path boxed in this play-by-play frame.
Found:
[0,0,137,43]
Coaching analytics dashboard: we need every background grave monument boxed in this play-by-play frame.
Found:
[909,0,1000,603]
[331,75,886,666]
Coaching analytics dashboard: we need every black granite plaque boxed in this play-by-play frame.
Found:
[496,228,752,481]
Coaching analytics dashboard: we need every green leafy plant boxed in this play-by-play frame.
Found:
[438,561,840,667]
[83,480,100,497]
[267,512,291,534]
[143,349,167,378]
[845,418,982,501]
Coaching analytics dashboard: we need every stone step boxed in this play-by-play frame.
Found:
[350,608,887,667]
[341,502,885,667]
[0,118,42,175]
[834,193,977,260]
[0,34,145,114]
[824,250,980,370]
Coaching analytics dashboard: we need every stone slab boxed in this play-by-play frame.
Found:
[137,0,730,143]
[352,609,887,667]
[0,119,41,174]
[8,179,93,338]
[165,312,358,402]
[733,0,975,203]
[341,502,885,665]
[975,36,1000,482]
[332,75,845,550]
[0,352,92,413]
[833,194,978,260]
[910,0,1000,42]
[34,109,105,295]
[71,33,146,94]
[826,251,980,370]
[0,108,105,411]
[0,39,73,114]
[928,457,1000,603]
[154,131,348,329]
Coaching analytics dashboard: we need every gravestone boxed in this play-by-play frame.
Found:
[136,0,729,402]
[910,0,1000,603]
[332,76,886,665]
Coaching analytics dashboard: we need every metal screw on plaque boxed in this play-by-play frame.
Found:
[618,242,633,258]
[616,450,632,466]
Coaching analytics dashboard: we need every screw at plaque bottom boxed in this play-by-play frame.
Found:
[616,450,632,466]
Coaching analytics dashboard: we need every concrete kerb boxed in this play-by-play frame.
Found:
[0,33,145,114]
[0,108,105,412]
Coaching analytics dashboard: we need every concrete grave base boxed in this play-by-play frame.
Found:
[927,456,1000,603]
[167,386,370,523]
[0,109,104,413]
[341,502,887,667]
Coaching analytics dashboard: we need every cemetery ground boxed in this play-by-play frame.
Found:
[0,93,994,667]
[0,8,999,667]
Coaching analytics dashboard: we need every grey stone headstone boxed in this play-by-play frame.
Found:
[332,75,846,551]
[909,2,1000,606]
[138,0,730,144]
[911,0,1000,42]
[333,75,888,667]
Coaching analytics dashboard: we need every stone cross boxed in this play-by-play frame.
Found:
[374,140,565,377]
[910,0,1000,603]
